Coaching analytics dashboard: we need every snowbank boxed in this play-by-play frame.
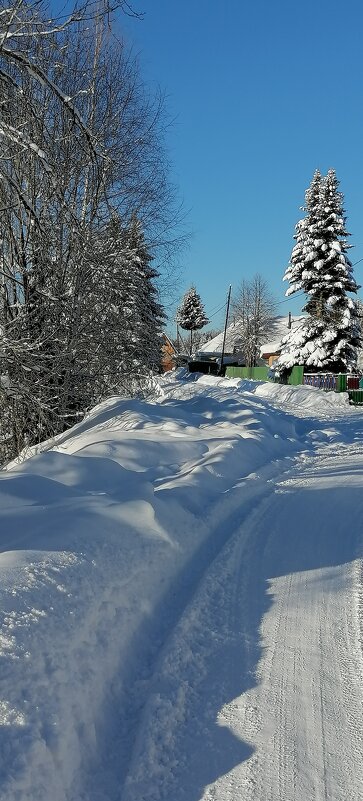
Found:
[252,380,350,411]
[0,371,358,799]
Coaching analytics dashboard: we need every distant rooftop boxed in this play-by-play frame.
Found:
[199,315,306,355]
[260,315,306,355]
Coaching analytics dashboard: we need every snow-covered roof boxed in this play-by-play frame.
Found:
[199,315,306,356]
[198,320,245,354]
[161,332,176,351]
[261,315,306,355]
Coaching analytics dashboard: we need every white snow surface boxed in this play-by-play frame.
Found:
[1,370,363,801]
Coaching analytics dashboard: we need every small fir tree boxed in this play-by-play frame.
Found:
[176,286,209,354]
[277,169,361,373]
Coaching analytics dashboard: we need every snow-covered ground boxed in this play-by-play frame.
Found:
[1,371,363,801]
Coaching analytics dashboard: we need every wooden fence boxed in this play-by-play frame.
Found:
[303,374,337,390]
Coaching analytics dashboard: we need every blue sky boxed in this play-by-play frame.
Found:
[117,0,363,333]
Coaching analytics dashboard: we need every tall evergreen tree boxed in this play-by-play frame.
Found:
[176,286,209,354]
[83,215,165,399]
[283,169,323,299]
[124,215,165,375]
[277,170,361,373]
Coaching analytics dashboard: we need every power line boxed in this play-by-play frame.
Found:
[206,300,226,315]
[208,302,227,320]
[276,292,304,305]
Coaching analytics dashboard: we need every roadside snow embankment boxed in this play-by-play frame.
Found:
[252,379,350,411]
[0,373,356,800]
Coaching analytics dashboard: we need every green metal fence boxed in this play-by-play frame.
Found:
[225,366,269,381]
[347,389,363,405]
[287,365,304,386]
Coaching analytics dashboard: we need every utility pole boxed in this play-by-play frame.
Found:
[219,285,232,376]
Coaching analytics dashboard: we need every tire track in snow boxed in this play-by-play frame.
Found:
[237,443,363,801]
[78,453,301,801]
[119,440,363,801]
[119,455,322,801]
[120,488,275,801]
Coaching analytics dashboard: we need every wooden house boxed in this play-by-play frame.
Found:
[160,333,177,372]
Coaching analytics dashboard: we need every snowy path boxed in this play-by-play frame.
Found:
[79,457,288,801]
[1,375,363,801]
[119,440,363,801]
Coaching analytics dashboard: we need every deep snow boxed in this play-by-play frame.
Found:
[0,371,362,800]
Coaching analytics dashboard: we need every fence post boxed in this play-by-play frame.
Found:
[336,374,346,393]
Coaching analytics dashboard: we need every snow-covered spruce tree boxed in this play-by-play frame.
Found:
[282,169,323,299]
[277,169,361,373]
[176,286,209,355]
[82,215,165,400]
[125,216,165,376]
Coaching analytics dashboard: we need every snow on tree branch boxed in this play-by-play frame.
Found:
[277,170,361,374]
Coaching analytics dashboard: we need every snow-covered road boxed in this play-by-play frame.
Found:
[1,372,363,800]
[120,438,363,801]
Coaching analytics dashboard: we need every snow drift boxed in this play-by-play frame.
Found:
[0,372,359,800]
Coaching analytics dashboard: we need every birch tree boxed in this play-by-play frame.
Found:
[0,6,180,463]
[232,274,276,367]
